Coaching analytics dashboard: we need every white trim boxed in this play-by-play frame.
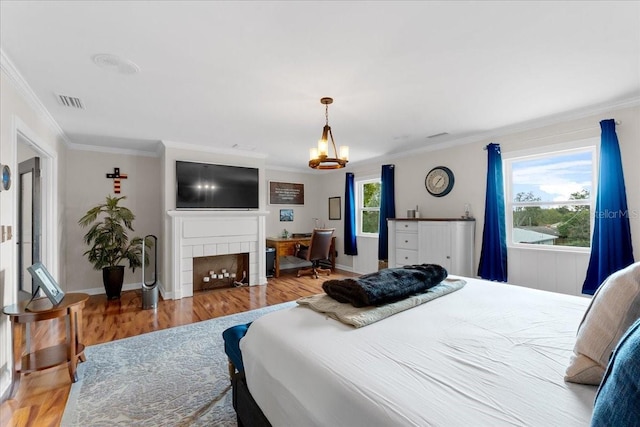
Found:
[334,263,353,273]
[501,137,599,160]
[349,97,639,170]
[0,364,11,402]
[70,280,164,296]
[1,49,71,146]
[12,116,59,280]
[66,140,161,158]
[355,176,381,238]
[168,210,268,299]
[162,140,268,159]
[504,141,598,253]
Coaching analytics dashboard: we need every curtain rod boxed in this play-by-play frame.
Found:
[482,120,622,149]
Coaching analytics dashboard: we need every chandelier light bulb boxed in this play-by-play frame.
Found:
[310,147,318,161]
[318,139,328,157]
[339,146,349,161]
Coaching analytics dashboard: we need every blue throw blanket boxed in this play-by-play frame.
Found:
[322,264,448,307]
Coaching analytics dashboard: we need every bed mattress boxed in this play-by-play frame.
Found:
[241,277,597,426]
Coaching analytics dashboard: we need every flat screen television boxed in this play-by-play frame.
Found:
[176,161,259,209]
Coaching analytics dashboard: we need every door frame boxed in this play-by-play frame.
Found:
[12,116,59,284]
[17,156,42,299]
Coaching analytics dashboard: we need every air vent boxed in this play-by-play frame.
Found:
[232,144,257,151]
[56,94,84,109]
[427,132,449,139]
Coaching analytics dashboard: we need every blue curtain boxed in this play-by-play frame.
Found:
[583,119,634,294]
[378,165,396,260]
[344,172,358,256]
[478,143,508,282]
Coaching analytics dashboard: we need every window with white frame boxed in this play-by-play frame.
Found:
[357,177,381,236]
[503,142,597,249]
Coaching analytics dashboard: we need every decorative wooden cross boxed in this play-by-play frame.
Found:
[106,167,128,194]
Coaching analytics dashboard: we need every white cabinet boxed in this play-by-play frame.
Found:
[393,221,419,265]
[388,219,475,277]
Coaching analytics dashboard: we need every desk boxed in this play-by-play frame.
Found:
[2,293,89,398]
[266,236,336,278]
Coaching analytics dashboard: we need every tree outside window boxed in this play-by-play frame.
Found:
[358,179,381,235]
[506,146,596,249]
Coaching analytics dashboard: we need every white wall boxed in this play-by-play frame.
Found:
[64,149,162,295]
[264,169,324,238]
[160,144,267,297]
[0,68,67,399]
[317,104,640,294]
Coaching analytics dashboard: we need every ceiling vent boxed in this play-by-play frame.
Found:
[56,94,84,109]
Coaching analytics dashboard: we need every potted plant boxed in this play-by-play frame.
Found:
[79,195,147,299]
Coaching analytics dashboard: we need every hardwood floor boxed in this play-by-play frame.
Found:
[0,270,355,427]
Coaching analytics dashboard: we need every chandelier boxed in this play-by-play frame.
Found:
[309,97,349,169]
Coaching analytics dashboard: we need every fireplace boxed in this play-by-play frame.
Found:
[193,253,249,291]
[168,210,268,299]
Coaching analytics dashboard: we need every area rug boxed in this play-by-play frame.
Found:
[61,302,295,426]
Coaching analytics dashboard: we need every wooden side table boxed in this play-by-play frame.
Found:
[2,292,89,398]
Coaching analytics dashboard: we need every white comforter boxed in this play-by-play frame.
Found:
[241,277,596,426]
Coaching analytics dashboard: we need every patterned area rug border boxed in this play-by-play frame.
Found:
[61,302,295,426]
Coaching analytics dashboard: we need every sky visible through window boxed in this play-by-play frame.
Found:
[511,151,592,202]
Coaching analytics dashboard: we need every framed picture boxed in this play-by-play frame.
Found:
[280,209,294,221]
[269,181,304,205]
[329,196,341,220]
[27,263,65,305]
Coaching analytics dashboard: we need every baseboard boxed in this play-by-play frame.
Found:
[334,263,353,272]
[71,280,164,297]
[0,363,12,402]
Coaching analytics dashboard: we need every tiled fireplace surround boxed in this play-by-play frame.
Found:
[168,210,268,299]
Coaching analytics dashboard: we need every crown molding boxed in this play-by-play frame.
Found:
[0,49,71,145]
[266,165,318,174]
[162,140,268,159]
[353,96,640,168]
[65,140,162,158]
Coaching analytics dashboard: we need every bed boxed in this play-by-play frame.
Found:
[238,276,598,426]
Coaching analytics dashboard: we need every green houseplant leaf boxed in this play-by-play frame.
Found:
[79,195,149,271]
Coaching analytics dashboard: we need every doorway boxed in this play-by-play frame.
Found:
[16,132,46,301]
[17,156,41,300]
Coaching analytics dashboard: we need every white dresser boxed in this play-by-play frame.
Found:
[388,218,476,277]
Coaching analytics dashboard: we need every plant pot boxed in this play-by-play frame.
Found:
[102,266,125,299]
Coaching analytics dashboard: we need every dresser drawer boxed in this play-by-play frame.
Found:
[395,249,418,265]
[396,232,418,250]
[395,221,418,232]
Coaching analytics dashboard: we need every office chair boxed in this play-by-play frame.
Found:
[297,228,335,279]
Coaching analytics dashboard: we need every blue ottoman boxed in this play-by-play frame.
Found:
[222,322,252,381]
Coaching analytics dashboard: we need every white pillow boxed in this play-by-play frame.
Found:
[565,262,640,385]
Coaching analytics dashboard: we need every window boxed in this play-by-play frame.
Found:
[357,178,381,235]
[504,142,597,250]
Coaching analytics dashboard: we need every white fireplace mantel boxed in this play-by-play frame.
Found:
[168,210,269,299]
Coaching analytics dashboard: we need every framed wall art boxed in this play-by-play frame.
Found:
[280,209,294,222]
[329,196,341,220]
[269,181,304,205]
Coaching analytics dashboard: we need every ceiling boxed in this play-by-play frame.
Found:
[1,1,639,171]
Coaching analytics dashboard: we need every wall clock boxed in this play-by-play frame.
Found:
[1,165,11,191]
[425,166,454,197]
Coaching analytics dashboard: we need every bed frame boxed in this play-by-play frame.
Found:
[232,372,272,427]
